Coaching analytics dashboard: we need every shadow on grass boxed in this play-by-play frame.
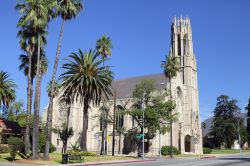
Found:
[3,157,20,162]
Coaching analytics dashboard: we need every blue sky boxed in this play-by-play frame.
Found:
[0,0,250,121]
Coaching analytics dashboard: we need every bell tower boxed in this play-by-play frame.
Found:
[170,16,196,86]
[169,16,202,154]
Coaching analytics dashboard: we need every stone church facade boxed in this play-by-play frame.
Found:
[43,16,203,155]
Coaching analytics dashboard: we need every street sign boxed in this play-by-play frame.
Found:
[136,134,144,139]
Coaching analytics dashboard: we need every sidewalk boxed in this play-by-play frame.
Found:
[63,158,156,166]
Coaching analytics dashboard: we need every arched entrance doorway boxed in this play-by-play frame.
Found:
[185,135,191,152]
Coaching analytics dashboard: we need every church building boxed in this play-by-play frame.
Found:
[43,16,203,155]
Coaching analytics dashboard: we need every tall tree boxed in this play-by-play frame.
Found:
[1,100,29,128]
[60,49,113,151]
[46,80,61,98]
[245,98,250,144]
[16,0,56,159]
[18,42,48,154]
[44,0,83,159]
[96,35,113,155]
[210,95,241,148]
[125,79,175,156]
[19,48,49,84]
[99,105,111,155]
[58,124,74,154]
[96,35,113,63]
[0,71,16,108]
[161,53,179,158]
[16,25,42,154]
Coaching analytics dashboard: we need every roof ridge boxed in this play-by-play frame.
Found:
[113,73,164,82]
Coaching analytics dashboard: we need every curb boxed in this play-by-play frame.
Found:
[201,156,216,159]
[67,159,156,166]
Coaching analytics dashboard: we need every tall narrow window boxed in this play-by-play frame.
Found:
[178,34,181,56]
[100,116,103,131]
[116,106,124,128]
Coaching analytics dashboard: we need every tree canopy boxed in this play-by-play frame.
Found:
[126,79,176,139]
[209,95,245,148]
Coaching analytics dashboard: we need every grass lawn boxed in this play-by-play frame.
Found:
[0,152,137,165]
[50,153,137,164]
[211,149,250,154]
[176,154,201,158]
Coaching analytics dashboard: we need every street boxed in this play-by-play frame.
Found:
[104,154,250,166]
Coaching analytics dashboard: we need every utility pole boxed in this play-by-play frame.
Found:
[112,90,116,156]
[142,92,145,160]
[237,119,242,153]
[159,130,161,158]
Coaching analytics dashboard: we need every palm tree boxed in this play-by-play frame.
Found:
[44,80,60,155]
[96,35,113,63]
[96,35,113,154]
[16,0,56,159]
[18,40,48,155]
[0,71,16,108]
[58,125,74,154]
[18,28,48,155]
[162,53,179,158]
[19,51,48,154]
[46,80,61,98]
[12,101,24,121]
[19,50,49,84]
[99,105,110,155]
[17,25,37,154]
[60,49,114,151]
[44,0,83,159]
[17,25,48,154]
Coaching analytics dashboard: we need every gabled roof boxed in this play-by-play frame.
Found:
[112,73,168,99]
[0,118,22,135]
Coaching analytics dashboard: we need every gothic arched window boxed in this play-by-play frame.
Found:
[116,105,124,128]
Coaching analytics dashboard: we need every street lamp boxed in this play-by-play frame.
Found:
[236,118,241,153]
[158,130,161,158]
[112,90,116,156]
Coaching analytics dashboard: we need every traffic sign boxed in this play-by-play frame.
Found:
[136,134,144,139]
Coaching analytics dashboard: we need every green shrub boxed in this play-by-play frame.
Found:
[7,137,24,161]
[80,152,97,156]
[0,144,9,153]
[39,133,56,153]
[39,142,56,153]
[70,142,80,152]
[50,144,56,153]
[67,150,97,156]
[203,147,212,154]
[161,146,181,155]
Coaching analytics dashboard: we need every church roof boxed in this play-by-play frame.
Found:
[112,73,169,99]
[0,118,22,135]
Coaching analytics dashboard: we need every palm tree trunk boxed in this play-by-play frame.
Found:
[104,114,108,154]
[81,97,89,152]
[66,103,70,130]
[63,103,70,154]
[43,103,51,159]
[32,34,42,160]
[25,51,32,154]
[43,19,65,160]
